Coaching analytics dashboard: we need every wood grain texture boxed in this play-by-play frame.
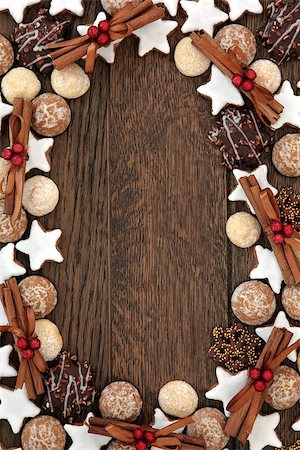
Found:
[0,0,299,448]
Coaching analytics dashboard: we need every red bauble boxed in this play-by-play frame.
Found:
[135,440,147,450]
[88,25,99,39]
[29,337,41,351]
[144,431,156,444]
[242,79,254,92]
[273,233,284,244]
[283,223,294,237]
[261,369,273,382]
[97,33,110,46]
[22,348,34,360]
[249,367,261,381]
[98,20,110,32]
[232,74,243,88]
[11,155,23,167]
[12,143,24,155]
[133,429,144,440]
[245,68,257,81]
[16,337,29,350]
[254,380,266,392]
[271,220,283,233]
[2,148,12,160]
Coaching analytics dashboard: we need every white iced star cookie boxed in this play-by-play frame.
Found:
[152,408,186,433]
[153,0,179,16]
[197,65,244,116]
[248,413,282,450]
[0,0,40,23]
[180,0,228,35]
[298,80,300,88]
[16,220,63,271]
[292,416,300,432]
[273,81,300,130]
[228,164,278,214]
[205,366,248,417]
[250,245,283,294]
[0,345,17,378]
[222,0,263,21]
[133,19,178,57]
[0,94,13,131]
[0,384,40,433]
[64,413,111,450]
[49,0,84,16]
[256,311,300,362]
[26,132,53,174]
[0,243,26,284]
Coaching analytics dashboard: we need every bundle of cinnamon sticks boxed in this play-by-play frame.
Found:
[0,278,48,400]
[88,416,206,449]
[225,327,300,443]
[240,174,300,284]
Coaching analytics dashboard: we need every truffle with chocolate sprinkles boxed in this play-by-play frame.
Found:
[43,352,96,423]
[277,187,300,231]
[208,323,263,373]
[258,1,300,65]
[208,107,272,170]
[279,441,300,450]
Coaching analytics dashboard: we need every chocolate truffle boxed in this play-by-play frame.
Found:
[51,64,90,99]
[231,280,276,326]
[22,175,59,217]
[1,68,41,104]
[99,381,142,422]
[43,352,96,423]
[272,134,300,177]
[158,380,198,418]
[174,37,210,77]
[187,408,229,450]
[108,442,136,450]
[31,93,71,137]
[21,416,66,450]
[265,366,300,410]
[18,275,57,318]
[35,319,63,361]
[0,198,27,243]
[226,212,261,248]
[0,35,14,76]
[101,0,141,15]
[249,60,281,94]
[282,283,300,321]
[214,25,256,65]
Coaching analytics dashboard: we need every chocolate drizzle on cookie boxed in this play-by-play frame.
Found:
[258,0,300,65]
[208,107,272,170]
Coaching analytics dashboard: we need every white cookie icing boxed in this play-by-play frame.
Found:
[49,0,84,16]
[248,413,282,450]
[250,245,283,294]
[0,243,26,284]
[153,0,179,16]
[180,0,228,35]
[133,19,178,57]
[0,93,12,130]
[152,408,185,433]
[273,81,300,130]
[0,345,17,378]
[26,132,53,173]
[0,0,40,23]
[64,413,112,450]
[223,0,263,21]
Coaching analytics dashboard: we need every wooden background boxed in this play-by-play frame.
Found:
[0,0,300,448]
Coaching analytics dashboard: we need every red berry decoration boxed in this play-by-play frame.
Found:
[11,154,23,167]
[22,348,34,360]
[29,337,41,351]
[144,431,156,444]
[98,20,110,32]
[135,440,147,450]
[242,79,254,92]
[97,33,110,46]
[249,367,261,381]
[88,25,99,39]
[16,337,29,350]
[231,74,243,88]
[245,68,257,81]
[133,429,144,440]
[254,380,266,392]
[271,220,283,233]
[261,369,273,382]
[273,233,284,244]
[2,148,12,160]
[12,143,24,155]
[283,223,294,237]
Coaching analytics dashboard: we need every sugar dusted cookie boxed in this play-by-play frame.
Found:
[249,60,281,94]
[187,408,229,450]
[272,134,300,177]
[22,416,66,450]
[0,35,14,76]
[35,319,63,361]
[0,198,27,243]
[158,380,198,418]
[22,175,59,217]
[108,442,135,450]
[31,93,71,137]
[101,0,141,15]
[214,24,256,65]
[282,284,300,321]
[99,382,142,422]
[51,64,90,100]
[18,276,57,318]
[265,366,300,410]
[226,212,261,248]
[174,37,210,77]
[1,68,41,104]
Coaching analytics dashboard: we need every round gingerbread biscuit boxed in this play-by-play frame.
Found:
[187,408,229,450]
[1,67,41,104]
[101,0,141,15]
[250,60,281,94]
[108,442,136,450]
[265,365,300,410]
[0,198,27,243]
[226,212,261,248]
[31,93,71,137]
[99,381,142,422]
[18,276,57,318]
[22,416,66,450]
[51,64,90,99]
[158,380,198,418]
[174,37,210,77]
[35,319,63,361]
[272,134,300,177]
[0,34,14,76]
[214,25,256,65]
[282,283,300,320]
[22,175,59,217]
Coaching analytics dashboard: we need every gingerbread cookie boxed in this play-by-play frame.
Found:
[187,408,229,450]
[282,284,300,321]
[0,35,14,76]
[272,134,300,177]
[265,365,300,410]
[0,198,27,243]
[22,416,66,450]
[18,275,57,318]
[31,93,71,137]
[101,0,141,15]
[99,381,143,422]
[214,25,256,65]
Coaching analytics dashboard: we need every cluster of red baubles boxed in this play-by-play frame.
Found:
[133,428,156,450]
[88,20,111,46]
[271,220,294,244]
[249,367,273,392]
[231,68,257,93]
[16,336,41,360]
[2,143,24,167]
